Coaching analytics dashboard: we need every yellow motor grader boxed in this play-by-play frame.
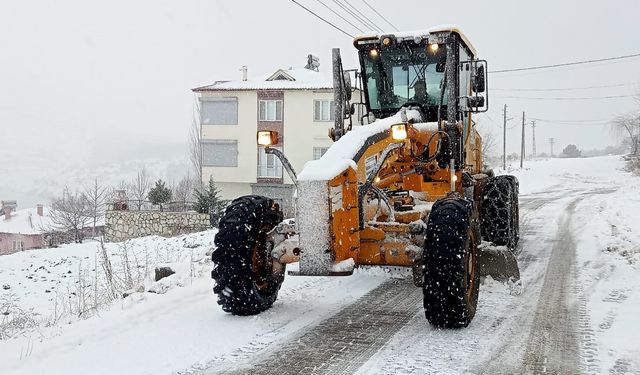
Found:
[212,26,520,328]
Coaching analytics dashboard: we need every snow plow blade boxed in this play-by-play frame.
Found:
[477,244,520,282]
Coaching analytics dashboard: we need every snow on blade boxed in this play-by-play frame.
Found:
[298,109,426,181]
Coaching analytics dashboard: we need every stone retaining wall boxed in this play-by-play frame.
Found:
[105,211,211,242]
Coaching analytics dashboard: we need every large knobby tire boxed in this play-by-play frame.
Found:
[212,195,284,315]
[423,195,480,328]
[503,176,520,247]
[480,175,518,249]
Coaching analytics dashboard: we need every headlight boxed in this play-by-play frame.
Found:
[391,124,408,141]
[257,131,278,146]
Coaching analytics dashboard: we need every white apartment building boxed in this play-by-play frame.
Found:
[192,64,351,216]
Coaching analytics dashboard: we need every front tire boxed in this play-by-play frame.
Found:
[212,195,284,315]
[423,194,480,328]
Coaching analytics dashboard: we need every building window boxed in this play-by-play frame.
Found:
[202,140,238,167]
[258,148,283,178]
[314,100,335,121]
[12,240,23,251]
[259,100,283,121]
[200,98,238,125]
[313,147,329,160]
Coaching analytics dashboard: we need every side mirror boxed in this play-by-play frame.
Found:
[462,59,488,113]
[473,65,486,93]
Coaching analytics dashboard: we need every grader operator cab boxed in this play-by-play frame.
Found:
[212,26,520,328]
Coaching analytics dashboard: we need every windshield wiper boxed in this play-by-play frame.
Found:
[402,44,427,87]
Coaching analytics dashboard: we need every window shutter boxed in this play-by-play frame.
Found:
[276,101,282,121]
[259,101,266,121]
[200,98,238,125]
[330,101,335,121]
[314,100,320,121]
[202,140,238,167]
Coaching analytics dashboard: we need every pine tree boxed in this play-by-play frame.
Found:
[148,179,172,207]
[194,176,228,219]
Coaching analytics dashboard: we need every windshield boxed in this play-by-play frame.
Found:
[362,44,448,112]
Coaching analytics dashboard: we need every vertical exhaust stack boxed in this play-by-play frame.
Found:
[332,48,344,141]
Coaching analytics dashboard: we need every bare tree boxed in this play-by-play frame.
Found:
[129,167,151,210]
[190,97,203,190]
[49,188,92,243]
[173,173,195,211]
[611,113,640,155]
[84,177,108,236]
[482,128,497,159]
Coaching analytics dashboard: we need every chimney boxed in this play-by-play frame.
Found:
[37,204,43,217]
[1,200,16,220]
[240,65,248,81]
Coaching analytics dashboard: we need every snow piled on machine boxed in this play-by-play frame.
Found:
[298,109,424,181]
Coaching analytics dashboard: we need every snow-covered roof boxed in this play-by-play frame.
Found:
[353,24,477,57]
[0,207,54,235]
[192,67,333,92]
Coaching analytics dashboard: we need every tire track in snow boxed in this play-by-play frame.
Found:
[473,191,589,374]
[521,197,582,374]
[214,278,420,375]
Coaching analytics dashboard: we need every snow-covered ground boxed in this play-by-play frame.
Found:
[513,155,640,373]
[0,231,390,375]
[1,155,639,374]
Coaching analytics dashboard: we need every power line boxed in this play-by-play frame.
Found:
[529,118,610,126]
[493,82,639,92]
[342,0,383,32]
[316,0,364,33]
[360,0,399,31]
[530,117,609,123]
[495,94,635,101]
[489,52,640,74]
[332,0,380,32]
[291,0,355,38]
[535,121,609,127]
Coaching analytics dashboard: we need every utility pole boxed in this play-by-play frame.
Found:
[503,104,507,170]
[531,120,537,158]
[520,112,525,168]
[549,137,555,157]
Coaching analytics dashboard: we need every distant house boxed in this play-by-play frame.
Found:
[0,202,50,255]
[0,201,104,255]
[192,60,361,216]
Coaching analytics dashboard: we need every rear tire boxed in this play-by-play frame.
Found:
[481,175,518,249]
[423,194,480,328]
[503,176,520,247]
[212,195,284,315]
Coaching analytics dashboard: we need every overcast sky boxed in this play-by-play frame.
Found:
[1,0,639,206]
